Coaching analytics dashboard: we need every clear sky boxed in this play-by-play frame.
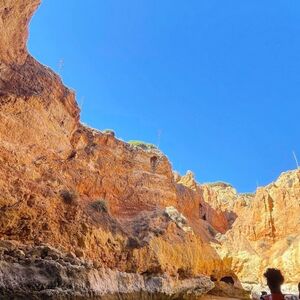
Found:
[28,1,300,192]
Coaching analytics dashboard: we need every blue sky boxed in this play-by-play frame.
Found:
[28,1,300,192]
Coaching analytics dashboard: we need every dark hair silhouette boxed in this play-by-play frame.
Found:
[260,291,267,300]
[263,268,284,292]
[261,291,267,295]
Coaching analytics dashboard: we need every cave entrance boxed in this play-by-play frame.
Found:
[220,276,235,285]
[150,156,158,172]
[199,203,207,221]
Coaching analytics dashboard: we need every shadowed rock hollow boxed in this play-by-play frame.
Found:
[0,1,299,299]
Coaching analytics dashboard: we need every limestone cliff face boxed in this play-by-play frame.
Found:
[201,170,300,286]
[0,0,40,65]
[0,1,299,299]
[0,1,231,298]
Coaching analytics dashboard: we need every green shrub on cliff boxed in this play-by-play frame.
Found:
[91,199,109,213]
[128,140,157,150]
[203,181,233,188]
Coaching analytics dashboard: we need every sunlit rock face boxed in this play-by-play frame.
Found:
[0,1,230,298]
[0,0,299,299]
[0,0,41,65]
[201,170,300,286]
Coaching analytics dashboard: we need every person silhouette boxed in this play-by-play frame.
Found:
[263,268,285,300]
[261,269,299,300]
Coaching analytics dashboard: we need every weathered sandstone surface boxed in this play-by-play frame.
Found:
[0,1,299,299]
[212,171,300,284]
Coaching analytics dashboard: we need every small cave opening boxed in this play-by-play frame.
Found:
[199,203,207,221]
[220,276,235,285]
[150,156,158,172]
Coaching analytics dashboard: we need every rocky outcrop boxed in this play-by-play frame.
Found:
[0,0,40,65]
[0,0,299,299]
[0,240,215,299]
[201,170,300,291]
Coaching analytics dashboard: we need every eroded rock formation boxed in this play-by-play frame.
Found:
[0,1,299,299]
[212,170,300,284]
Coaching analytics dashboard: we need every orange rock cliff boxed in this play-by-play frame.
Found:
[0,1,299,299]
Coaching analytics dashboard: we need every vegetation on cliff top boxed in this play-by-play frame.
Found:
[128,140,158,150]
[203,181,233,188]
